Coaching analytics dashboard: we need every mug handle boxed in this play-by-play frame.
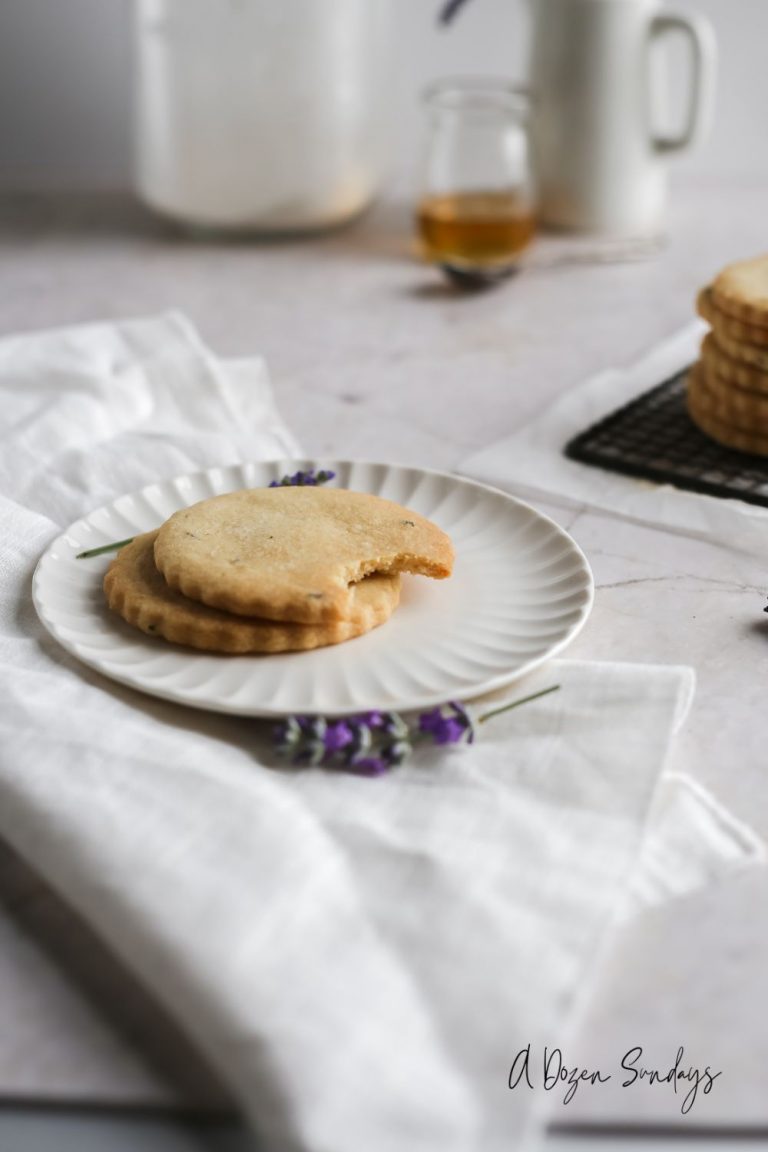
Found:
[649,12,717,155]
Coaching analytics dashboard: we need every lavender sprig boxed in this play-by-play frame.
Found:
[274,710,413,777]
[273,686,559,776]
[269,468,335,488]
[76,467,336,558]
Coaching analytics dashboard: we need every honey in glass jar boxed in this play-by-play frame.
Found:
[418,81,535,274]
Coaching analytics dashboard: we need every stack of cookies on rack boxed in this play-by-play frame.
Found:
[688,255,768,455]
[104,484,454,654]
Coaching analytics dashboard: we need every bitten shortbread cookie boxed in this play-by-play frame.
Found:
[154,486,454,623]
[105,532,402,653]
[711,255,768,328]
[687,364,768,456]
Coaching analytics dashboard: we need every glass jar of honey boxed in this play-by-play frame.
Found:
[417,80,535,277]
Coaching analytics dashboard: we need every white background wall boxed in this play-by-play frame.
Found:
[0,0,766,191]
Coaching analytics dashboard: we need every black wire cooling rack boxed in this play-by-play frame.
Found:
[564,367,768,509]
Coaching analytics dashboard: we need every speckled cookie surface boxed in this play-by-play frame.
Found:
[153,486,453,623]
[697,286,768,348]
[687,364,768,456]
[104,531,402,653]
[711,255,768,327]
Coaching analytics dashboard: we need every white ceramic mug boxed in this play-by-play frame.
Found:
[529,0,717,236]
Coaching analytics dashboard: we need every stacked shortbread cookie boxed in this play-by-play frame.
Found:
[689,256,768,455]
[104,486,454,654]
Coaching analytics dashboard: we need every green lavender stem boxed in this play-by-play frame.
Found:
[477,684,560,724]
[76,537,135,560]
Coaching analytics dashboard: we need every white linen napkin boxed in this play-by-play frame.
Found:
[0,316,762,1149]
[626,771,766,919]
[460,322,768,555]
[0,310,300,525]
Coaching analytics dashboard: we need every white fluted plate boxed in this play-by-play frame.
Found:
[33,460,593,717]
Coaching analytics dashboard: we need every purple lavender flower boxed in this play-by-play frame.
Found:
[269,468,336,488]
[274,702,469,773]
[419,712,466,745]
[323,720,354,755]
[273,708,411,775]
[418,701,474,746]
[349,757,390,777]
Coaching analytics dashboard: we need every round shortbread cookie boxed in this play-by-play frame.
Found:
[711,255,768,328]
[687,364,768,456]
[701,332,768,393]
[707,327,768,372]
[154,486,454,623]
[104,532,402,654]
[697,286,768,349]
[697,358,768,424]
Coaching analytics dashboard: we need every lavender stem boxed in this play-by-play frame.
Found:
[477,684,560,724]
[76,537,135,559]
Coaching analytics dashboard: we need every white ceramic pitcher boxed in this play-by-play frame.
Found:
[529,0,717,236]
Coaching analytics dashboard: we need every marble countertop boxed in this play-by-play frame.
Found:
[1,184,767,1137]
